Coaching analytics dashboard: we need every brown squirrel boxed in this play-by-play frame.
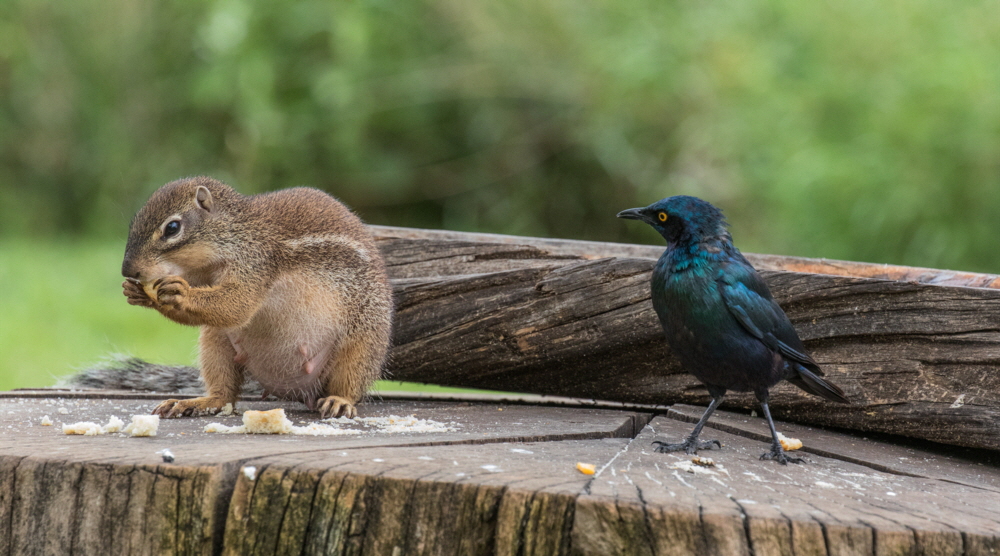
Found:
[121,176,393,419]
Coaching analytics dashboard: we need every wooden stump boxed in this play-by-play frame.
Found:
[2,389,997,555]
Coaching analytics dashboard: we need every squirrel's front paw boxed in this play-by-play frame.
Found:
[152,397,229,418]
[123,279,155,307]
[153,276,191,310]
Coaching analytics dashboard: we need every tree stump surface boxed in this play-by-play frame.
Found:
[2,389,997,556]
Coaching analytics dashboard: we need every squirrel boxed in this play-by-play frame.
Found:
[121,176,393,419]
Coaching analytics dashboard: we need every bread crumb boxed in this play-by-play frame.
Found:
[63,422,103,436]
[576,462,596,475]
[102,415,125,434]
[348,415,455,433]
[219,403,235,416]
[243,466,257,481]
[123,415,159,437]
[204,411,455,436]
[692,456,715,467]
[40,415,53,426]
[206,408,291,434]
[243,408,293,433]
[777,432,803,451]
[57,407,69,415]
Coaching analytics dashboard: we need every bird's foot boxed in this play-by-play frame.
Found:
[652,437,722,454]
[759,444,806,465]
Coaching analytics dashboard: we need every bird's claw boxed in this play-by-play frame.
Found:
[651,438,722,454]
[760,445,806,465]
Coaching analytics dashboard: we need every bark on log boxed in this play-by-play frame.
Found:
[371,227,1000,450]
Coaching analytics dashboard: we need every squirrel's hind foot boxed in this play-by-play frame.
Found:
[317,396,356,419]
[152,396,232,418]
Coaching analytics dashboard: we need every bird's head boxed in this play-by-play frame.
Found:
[617,195,730,246]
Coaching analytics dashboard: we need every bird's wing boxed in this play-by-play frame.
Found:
[717,261,820,371]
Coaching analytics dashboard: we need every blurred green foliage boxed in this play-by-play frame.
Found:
[1,0,998,270]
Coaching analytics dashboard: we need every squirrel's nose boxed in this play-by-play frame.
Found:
[122,260,141,280]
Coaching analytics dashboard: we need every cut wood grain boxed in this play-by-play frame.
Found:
[370,227,1000,451]
[1,392,997,556]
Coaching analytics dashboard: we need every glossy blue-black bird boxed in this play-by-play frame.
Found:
[618,196,849,464]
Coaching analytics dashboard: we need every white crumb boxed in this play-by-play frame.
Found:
[40,415,53,426]
[102,416,124,434]
[57,407,69,415]
[205,408,361,435]
[350,414,455,433]
[510,448,534,454]
[669,459,720,476]
[289,422,361,436]
[63,422,103,436]
[243,466,257,481]
[123,415,159,437]
[815,481,837,489]
[206,411,455,436]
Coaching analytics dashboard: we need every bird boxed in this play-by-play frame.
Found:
[617,195,849,464]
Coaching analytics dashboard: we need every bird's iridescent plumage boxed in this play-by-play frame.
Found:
[618,196,848,464]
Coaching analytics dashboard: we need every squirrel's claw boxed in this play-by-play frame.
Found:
[154,276,191,308]
[151,399,181,418]
[123,280,155,307]
[152,396,229,418]
[317,396,357,419]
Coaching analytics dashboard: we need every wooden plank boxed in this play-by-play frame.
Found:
[666,404,1000,493]
[0,396,649,467]
[576,416,1000,555]
[1,392,997,555]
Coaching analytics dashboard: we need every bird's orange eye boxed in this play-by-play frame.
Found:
[658,212,668,222]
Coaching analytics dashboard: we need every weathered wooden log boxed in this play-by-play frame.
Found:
[371,226,1000,450]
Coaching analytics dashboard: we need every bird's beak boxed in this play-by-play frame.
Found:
[616,208,645,221]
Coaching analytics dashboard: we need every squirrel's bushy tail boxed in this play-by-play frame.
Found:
[61,355,207,394]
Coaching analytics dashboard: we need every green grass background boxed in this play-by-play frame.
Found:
[0,238,479,393]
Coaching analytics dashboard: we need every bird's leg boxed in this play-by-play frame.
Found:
[652,393,724,454]
[757,397,806,465]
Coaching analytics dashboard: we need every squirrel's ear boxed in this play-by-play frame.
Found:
[195,186,213,212]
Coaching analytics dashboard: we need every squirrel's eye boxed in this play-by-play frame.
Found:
[658,212,668,222]
[163,220,181,238]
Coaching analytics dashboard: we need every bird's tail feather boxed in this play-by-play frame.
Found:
[787,365,850,404]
